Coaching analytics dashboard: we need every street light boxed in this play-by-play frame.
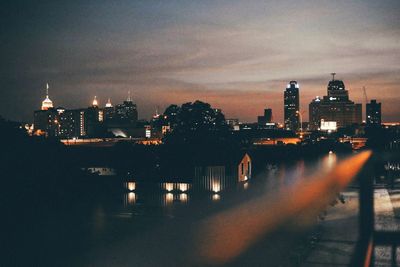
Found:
[296,110,303,133]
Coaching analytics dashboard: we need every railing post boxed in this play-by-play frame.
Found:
[358,158,375,267]
[351,154,375,267]
[359,158,374,243]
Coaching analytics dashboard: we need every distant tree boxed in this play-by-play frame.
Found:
[178,101,225,131]
[163,104,180,129]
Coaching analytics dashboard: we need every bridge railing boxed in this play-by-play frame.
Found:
[351,152,400,267]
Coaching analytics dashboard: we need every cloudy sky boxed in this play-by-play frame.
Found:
[1,0,399,122]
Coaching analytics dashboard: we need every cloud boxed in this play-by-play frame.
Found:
[0,1,399,122]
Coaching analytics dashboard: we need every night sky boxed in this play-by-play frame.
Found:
[1,0,399,122]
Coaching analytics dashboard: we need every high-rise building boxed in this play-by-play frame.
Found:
[309,96,322,130]
[84,96,103,137]
[257,108,272,125]
[308,73,362,130]
[103,98,115,122]
[366,100,381,126]
[33,109,58,137]
[284,81,300,131]
[34,83,57,136]
[114,92,138,125]
[33,89,143,138]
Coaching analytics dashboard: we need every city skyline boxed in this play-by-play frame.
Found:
[1,1,400,122]
[31,76,384,125]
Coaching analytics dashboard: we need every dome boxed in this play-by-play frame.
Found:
[41,96,53,110]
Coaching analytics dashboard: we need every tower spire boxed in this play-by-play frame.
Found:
[92,95,98,107]
[127,90,132,102]
[41,82,53,110]
[331,72,336,81]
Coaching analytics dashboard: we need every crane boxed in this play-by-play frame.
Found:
[362,86,368,104]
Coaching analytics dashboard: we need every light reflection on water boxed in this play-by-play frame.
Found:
[121,152,343,209]
[212,193,221,201]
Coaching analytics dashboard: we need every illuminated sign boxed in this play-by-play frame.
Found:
[320,120,337,132]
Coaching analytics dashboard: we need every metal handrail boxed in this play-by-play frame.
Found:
[352,152,400,267]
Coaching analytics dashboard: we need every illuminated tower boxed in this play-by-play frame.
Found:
[284,81,300,131]
[104,98,115,122]
[41,83,54,110]
[34,83,57,136]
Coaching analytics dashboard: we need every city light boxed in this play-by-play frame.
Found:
[164,183,174,192]
[179,193,188,203]
[178,183,189,192]
[127,192,136,205]
[212,194,220,201]
[127,182,136,191]
[212,181,221,193]
[165,193,174,205]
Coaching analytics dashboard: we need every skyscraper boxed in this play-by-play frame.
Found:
[58,109,81,138]
[103,98,115,122]
[308,73,362,130]
[115,91,138,125]
[34,83,57,136]
[284,81,300,131]
[366,100,381,126]
[309,96,322,130]
[84,96,103,137]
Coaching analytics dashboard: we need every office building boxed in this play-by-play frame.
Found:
[366,100,381,126]
[284,81,300,131]
[114,92,138,125]
[257,108,272,126]
[308,73,362,130]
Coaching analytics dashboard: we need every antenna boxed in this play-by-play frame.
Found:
[330,73,336,81]
[127,90,131,101]
[46,83,49,96]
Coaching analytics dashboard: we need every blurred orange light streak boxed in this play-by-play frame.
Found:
[196,150,372,265]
